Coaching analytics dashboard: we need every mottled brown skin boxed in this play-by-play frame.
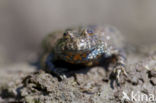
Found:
[41,25,127,81]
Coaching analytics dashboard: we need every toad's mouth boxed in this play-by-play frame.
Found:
[62,47,95,53]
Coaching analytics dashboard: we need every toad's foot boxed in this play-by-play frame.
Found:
[51,67,68,80]
[45,53,68,80]
[113,64,128,84]
[45,66,68,80]
[59,74,67,80]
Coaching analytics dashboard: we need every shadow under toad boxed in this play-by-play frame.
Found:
[30,56,119,89]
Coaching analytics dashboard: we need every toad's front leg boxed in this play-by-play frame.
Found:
[105,48,128,83]
[113,51,128,81]
[45,53,67,80]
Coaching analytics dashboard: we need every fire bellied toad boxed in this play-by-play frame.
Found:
[41,25,127,82]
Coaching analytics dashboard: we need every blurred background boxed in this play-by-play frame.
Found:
[0,0,156,66]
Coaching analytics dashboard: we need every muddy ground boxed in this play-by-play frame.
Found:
[0,42,156,103]
[0,32,156,103]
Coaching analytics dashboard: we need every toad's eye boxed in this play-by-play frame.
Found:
[63,32,69,39]
[81,29,94,36]
[87,28,94,34]
[63,32,68,36]
[63,31,73,39]
[85,28,95,36]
